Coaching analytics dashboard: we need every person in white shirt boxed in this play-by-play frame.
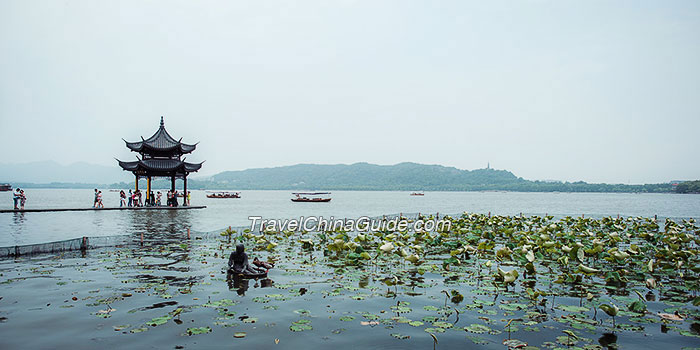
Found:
[13,188,22,210]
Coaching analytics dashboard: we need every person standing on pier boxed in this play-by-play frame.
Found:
[93,189,99,208]
[156,191,162,206]
[96,191,104,208]
[13,188,21,210]
[19,190,26,210]
[119,190,126,207]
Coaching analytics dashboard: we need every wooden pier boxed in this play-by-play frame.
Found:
[0,206,206,213]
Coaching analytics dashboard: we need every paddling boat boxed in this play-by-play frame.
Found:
[410,192,425,196]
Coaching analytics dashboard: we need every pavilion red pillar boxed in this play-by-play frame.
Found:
[171,176,175,192]
[146,176,151,202]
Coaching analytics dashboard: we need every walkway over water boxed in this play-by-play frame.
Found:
[0,206,206,213]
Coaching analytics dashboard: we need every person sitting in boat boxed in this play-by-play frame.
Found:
[228,244,267,277]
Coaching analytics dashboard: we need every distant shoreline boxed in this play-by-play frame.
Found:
[3,162,692,194]
[2,184,691,194]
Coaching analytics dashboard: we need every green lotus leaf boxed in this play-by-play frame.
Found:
[599,304,619,317]
[464,324,491,334]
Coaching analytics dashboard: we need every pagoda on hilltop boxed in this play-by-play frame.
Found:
[117,116,203,206]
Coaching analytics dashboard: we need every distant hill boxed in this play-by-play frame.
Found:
[201,162,672,193]
[2,161,675,193]
[0,161,131,184]
[208,162,523,190]
[676,180,700,194]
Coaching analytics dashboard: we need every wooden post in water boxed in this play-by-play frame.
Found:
[140,233,144,246]
[187,228,191,239]
[183,177,188,206]
[488,211,491,218]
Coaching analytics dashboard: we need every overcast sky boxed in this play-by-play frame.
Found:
[1,1,698,184]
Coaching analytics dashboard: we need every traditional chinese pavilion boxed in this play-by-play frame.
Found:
[117,117,203,206]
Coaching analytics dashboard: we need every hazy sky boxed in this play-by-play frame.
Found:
[1,1,698,184]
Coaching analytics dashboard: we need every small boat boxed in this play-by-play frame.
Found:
[0,184,12,192]
[291,192,331,203]
[206,191,241,199]
[410,192,424,196]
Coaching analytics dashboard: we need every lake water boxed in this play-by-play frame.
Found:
[1,189,699,246]
[1,189,699,349]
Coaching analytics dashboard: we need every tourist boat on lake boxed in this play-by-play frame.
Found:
[410,192,424,196]
[0,184,12,191]
[206,191,240,199]
[291,192,331,202]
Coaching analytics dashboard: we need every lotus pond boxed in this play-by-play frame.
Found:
[1,213,699,349]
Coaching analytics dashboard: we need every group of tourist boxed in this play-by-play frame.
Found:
[93,189,104,208]
[108,189,191,208]
[11,188,193,210]
[12,188,26,210]
[166,190,179,207]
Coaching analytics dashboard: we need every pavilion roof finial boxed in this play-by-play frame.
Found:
[123,116,198,155]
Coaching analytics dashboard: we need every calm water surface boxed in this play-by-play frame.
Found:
[1,189,699,246]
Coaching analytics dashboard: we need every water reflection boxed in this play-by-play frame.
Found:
[91,211,104,231]
[12,212,25,226]
[226,272,274,296]
[128,210,194,236]
[690,322,700,336]
[598,333,618,349]
[10,212,25,239]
